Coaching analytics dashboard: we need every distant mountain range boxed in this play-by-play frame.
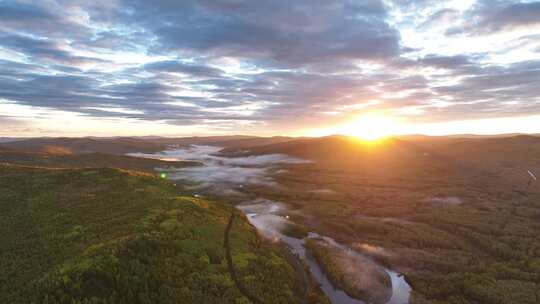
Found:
[0,137,167,155]
[2,134,539,184]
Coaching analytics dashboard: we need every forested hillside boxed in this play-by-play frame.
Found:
[0,164,307,303]
[1,137,167,155]
[0,150,200,172]
[232,135,540,304]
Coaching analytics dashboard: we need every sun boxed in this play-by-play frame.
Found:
[302,113,402,140]
[342,114,398,141]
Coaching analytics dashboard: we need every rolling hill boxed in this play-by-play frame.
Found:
[0,164,312,303]
[221,134,540,181]
[0,150,200,173]
[1,137,167,155]
[148,135,298,149]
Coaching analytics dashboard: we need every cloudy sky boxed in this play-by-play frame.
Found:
[1,0,539,137]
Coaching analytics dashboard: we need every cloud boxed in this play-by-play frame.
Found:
[113,0,401,63]
[143,61,224,78]
[0,1,90,40]
[0,33,106,65]
[0,1,53,22]
[0,0,539,135]
[419,8,460,29]
[445,1,540,36]
[472,1,540,34]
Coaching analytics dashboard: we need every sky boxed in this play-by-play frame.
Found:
[0,0,539,137]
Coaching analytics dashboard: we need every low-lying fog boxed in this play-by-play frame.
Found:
[239,199,411,304]
[130,145,308,188]
[133,145,410,304]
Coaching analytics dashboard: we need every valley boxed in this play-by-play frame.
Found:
[3,1,539,303]
[132,135,540,304]
[1,134,539,304]
[0,163,318,303]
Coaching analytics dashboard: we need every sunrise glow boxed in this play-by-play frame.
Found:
[0,1,538,137]
[342,114,399,140]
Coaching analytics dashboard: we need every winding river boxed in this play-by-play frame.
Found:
[239,201,411,304]
[132,146,412,304]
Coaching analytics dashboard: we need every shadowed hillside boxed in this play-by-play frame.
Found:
[1,137,167,155]
[0,150,200,173]
[149,135,298,149]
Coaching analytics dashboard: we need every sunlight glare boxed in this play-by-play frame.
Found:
[342,114,399,141]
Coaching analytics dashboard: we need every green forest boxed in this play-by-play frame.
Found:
[2,134,540,304]
[0,164,316,303]
[244,159,540,304]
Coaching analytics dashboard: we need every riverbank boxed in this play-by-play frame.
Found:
[238,200,412,304]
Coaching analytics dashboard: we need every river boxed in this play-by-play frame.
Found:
[238,201,411,304]
[132,145,411,304]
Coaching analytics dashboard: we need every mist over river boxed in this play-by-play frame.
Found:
[239,200,411,304]
[132,145,411,304]
[130,145,308,188]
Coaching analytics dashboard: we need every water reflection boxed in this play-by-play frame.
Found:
[238,201,411,304]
